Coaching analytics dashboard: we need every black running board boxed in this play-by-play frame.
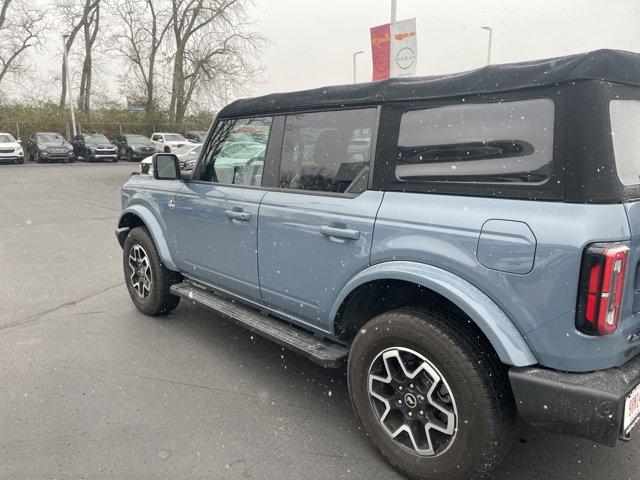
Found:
[170,282,348,368]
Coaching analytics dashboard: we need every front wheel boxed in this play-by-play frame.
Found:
[348,307,515,480]
[122,227,181,316]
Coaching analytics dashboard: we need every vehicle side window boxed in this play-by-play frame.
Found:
[395,98,554,184]
[196,116,272,186]
[278,108,376,194]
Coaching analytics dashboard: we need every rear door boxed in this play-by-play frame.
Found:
[258,107,382,331]
[174,116,273,302]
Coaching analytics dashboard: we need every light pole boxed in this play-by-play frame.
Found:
[481,26,493,66]
[391,0,397,23]
[353,50,364,83]
[62,34,77,137]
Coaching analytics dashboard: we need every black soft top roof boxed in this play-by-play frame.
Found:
[219,49,640,118]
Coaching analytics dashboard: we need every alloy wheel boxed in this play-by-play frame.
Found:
[368,347,458,457]
[128,244,153,299]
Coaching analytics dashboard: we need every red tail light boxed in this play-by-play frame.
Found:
[576,243,629,336]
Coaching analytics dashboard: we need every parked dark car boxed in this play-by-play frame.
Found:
[184,130,207,142]
[114,134,157,161]
[73,133,118,162]
[27,132,75,163]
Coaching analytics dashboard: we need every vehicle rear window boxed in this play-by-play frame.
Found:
[396,98,555,184]
[610,100,640,186]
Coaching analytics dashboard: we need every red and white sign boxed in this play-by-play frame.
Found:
[370,18,417,81]
[370,23,391,81]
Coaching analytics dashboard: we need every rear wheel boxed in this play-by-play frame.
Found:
[348,307,515,480]
[122,227,181,316]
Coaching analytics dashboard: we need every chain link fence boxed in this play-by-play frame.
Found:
[0,120,211,145]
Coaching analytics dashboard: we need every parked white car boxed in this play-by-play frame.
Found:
[0,132,24,164]
[150,132,187,153]
[140,143,202,175]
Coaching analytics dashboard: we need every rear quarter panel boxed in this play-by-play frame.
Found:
[372,192,633,372]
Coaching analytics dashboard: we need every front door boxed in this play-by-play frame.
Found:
[174,116,273,302]
[257,107,381,331]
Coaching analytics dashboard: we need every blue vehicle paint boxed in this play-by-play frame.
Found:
[119,178,184,270]
[257,190,384,329]
[369,191,636,371]
[329,260,537,367]
[174,182,267,302]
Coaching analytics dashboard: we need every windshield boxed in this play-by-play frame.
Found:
[164,134,185,142]
[126,135,153,146]
[0,134,15,143]
[37,133,65,143]
[610,100,640,186]
[174,144,197,155]
[84,134,110,144]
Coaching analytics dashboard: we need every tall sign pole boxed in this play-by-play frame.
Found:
[391,0,397,23]
[481,26,493,65]
[62,35,77,138]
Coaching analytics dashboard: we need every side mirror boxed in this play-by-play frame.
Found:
[153,153,180,180]
[15,138,20,143]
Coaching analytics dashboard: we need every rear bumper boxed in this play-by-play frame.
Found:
[509,352,640,446]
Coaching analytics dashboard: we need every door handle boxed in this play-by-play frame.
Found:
[225,209,251,221]
[320,225,360,240]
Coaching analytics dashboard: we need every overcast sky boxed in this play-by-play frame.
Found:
[24,0,640,107]
[249,0,640,95]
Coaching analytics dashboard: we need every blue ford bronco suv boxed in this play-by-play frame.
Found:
[117,50,640,480]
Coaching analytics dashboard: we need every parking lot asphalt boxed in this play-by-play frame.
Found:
[1,162,639,479]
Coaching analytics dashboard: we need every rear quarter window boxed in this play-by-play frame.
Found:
[610,100,640,186]
[396,98,555,184]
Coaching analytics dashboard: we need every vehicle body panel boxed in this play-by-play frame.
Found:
[257,190,383,331]
[330,260,538,366]
[119,176,184,270]
[174,182,266,302]
[371,192,634,372]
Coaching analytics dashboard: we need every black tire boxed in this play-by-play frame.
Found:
[348,307,515,480]
[122,226,181,316]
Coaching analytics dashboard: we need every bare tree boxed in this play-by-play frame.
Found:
[168,0,266,122]
[57,0,100,109]
[77,1,100,114]
[0,0,46,86]
[113,0,172,113]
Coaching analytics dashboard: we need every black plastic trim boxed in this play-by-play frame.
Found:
[509,353,640,446]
